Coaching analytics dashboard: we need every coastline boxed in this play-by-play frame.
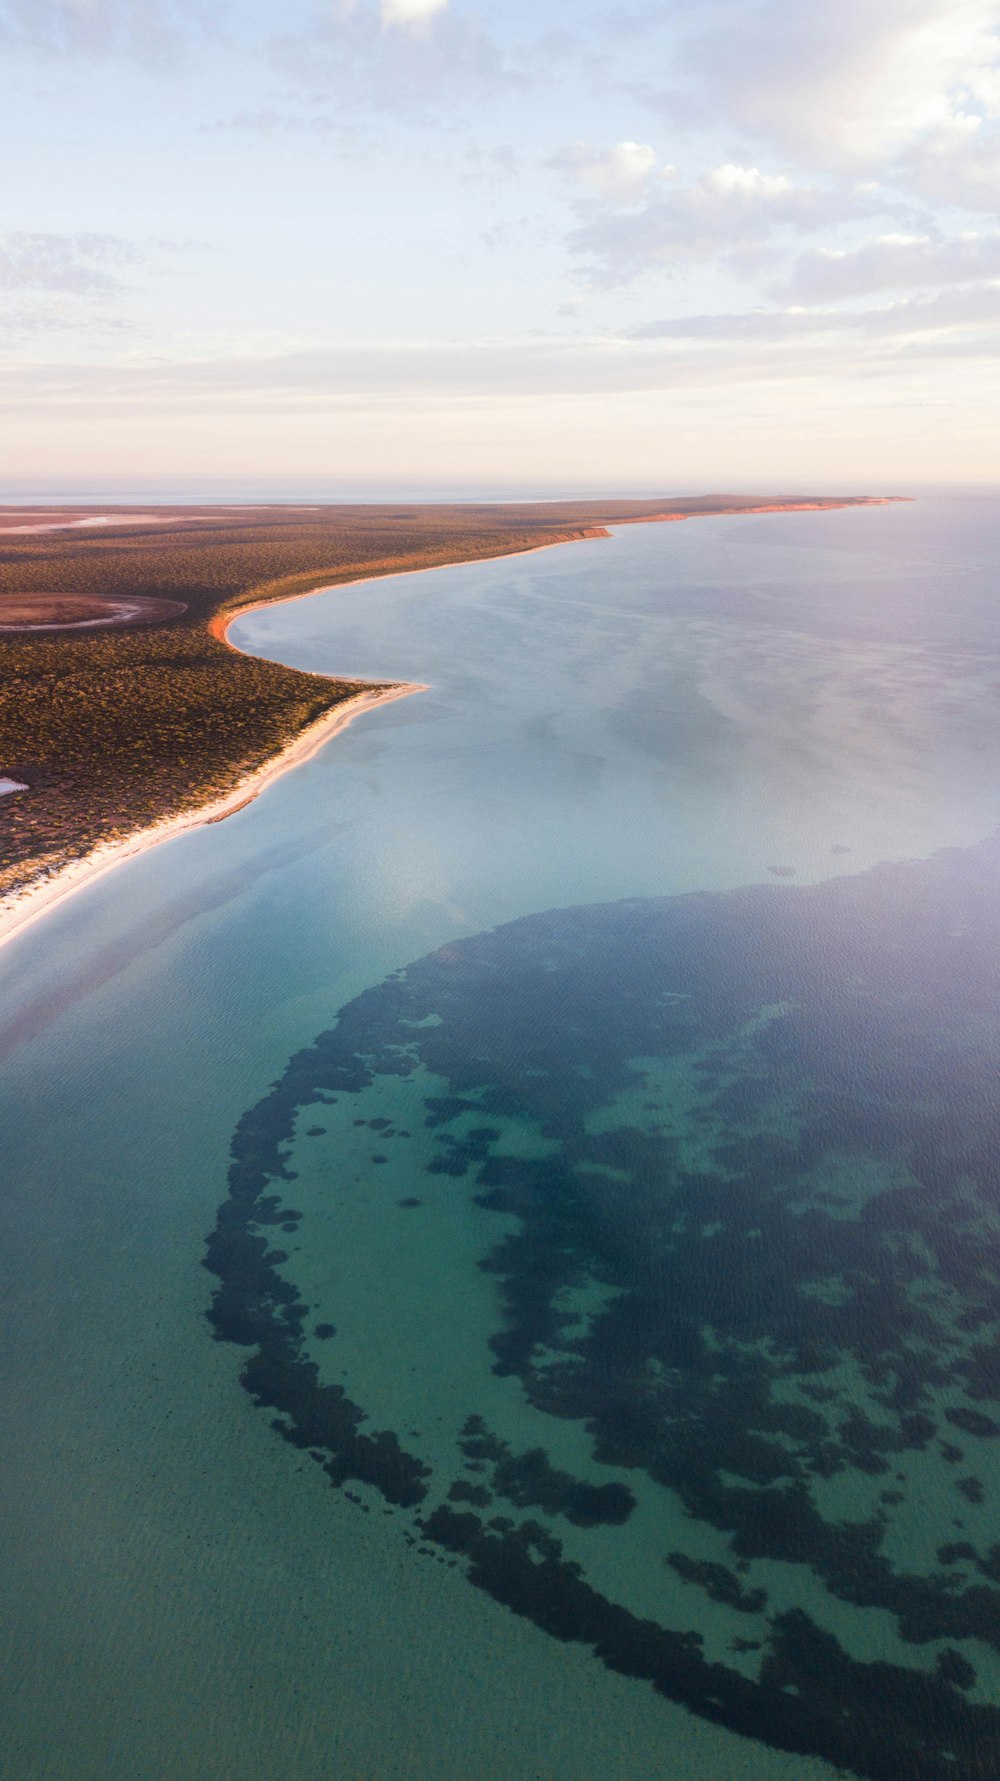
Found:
[208,526,617,645]
[0,496,901,957]
[210,498,903,640]
[0,530,603,958]
[0,680,425,958]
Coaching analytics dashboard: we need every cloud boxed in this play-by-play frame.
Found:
[5,284,999,430]
[630,282,1000,343]
[777,230,1000,300]
[677,0,1000,170]
[565,161,881,283]
[0,232,138,295]
[200,106,363,144]
[380,0,447,31]
[897,116,1000,212]
[269,2,512,114]
[550,140,661,201]
[704,164,793,199]
[0,0,209,59]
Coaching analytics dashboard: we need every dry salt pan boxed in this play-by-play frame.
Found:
[0,778,27,796]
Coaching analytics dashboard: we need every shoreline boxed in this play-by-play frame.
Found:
[0,529,607,958]
[0,496,901,956]
[208,526,616,647]
[0,680,426,958]
[211,498,903,643]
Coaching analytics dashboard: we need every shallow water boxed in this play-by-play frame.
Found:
[2,498,1000,1778]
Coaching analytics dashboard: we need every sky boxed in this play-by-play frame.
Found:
[2,0,999,494]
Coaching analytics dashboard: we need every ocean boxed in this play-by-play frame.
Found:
[2,496,1000,1778]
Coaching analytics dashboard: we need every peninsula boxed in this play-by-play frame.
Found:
[0,496,901,946]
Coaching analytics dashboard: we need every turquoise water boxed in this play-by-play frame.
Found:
[2,499,1000,1778]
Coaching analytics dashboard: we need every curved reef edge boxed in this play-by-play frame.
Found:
[204,831,1000,1781]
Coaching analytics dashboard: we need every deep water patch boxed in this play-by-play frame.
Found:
[205,833,1000,1780]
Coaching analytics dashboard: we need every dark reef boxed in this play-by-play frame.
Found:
[205,831,1000,1780]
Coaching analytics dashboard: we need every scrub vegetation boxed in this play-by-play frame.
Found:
[0,497,886,901]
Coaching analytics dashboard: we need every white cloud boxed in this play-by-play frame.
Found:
[777,230,1000,300]
[565,161,881,284]
[551,140,661,201]
[898,115,1000,211]
[0,232,137,295]
[703,164,792,198]
[380,0,447,31]
[679,0,1000,169]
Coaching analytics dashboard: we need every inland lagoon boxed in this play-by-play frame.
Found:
[3,497,1000,1778]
